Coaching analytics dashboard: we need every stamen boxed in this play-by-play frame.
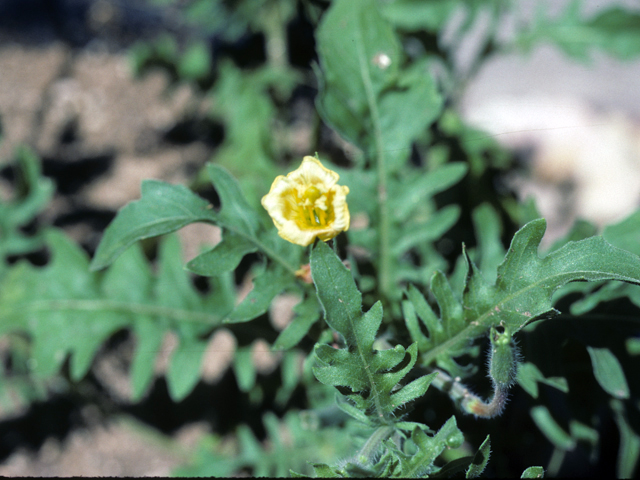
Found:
[315,207,327,226]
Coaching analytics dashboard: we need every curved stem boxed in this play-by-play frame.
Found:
[430,368,510,419]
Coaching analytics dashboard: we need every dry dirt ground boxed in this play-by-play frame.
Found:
[0,40,217,257]
[462,43,640,247]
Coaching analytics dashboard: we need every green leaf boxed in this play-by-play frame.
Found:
[310,241,428,424]
[316,0,400,150]
[186,232,258,276]
[586,346,630,399]
[402,299,429,353]
[413,219,640,378]
[130,317,164,401]
[0,230,128,379]
[151,235,220,401]
[377,60,444,171]
[91,162,266,273]
[569,420,598,447]
[310,241,364,343]
[390,205,460,256]
[91,160,298,326]
[316,0,442,168]
[516,362,568,399]
[225,267,293,324]
[495,219,640,302]
[562,209,640,314]
[155,234,202,314]
[275,351,303,406]
[237,423,263,462]
[90,180,216,270]
[531,406,576,451]
[0,229,232,401]
[604,209,640,255]
[466,435,491,478]
[565,281,621,316]
[383,0,502,36]
[310,463,342,478]
[521,466,545,478]
[627,337,640,355]
[405,284,442,342]
[177,410,352,477]
[390,371,438,409]
[166,335,207,401]
[392,417,464,477]
[316,0,449,299]
[177,41,211,80]
[233,347,257,392]
[381,0,458,32]
[517,2,640,62]
[289,470,309,478]
[0,146,54,266]
[102,241,153,302]
[340,161,464,298]
[571,7,640,60]
[273,296,321,350]
[3,146,54,227]
[334,394,372,426]
[472,203,505,284]
[611,399,640,478]
[390,163,468,223]
[206,163,261,236]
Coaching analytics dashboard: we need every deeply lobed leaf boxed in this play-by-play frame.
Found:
[407,219,640,377]
[311,241,434,425]
[0,229,234,401]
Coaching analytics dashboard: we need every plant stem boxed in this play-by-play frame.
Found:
[430,368,510,418]
[356,426,395,465]
[355,25,393,302]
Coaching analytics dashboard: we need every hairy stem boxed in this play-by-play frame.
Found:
[356,426,395,465]
[430,368,510,419]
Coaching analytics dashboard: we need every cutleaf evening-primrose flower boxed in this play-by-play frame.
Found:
[261,156,350,246]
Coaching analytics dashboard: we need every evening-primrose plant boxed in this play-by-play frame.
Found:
[2,0,640,477]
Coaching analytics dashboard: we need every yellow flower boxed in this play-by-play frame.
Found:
[261,156,350,246]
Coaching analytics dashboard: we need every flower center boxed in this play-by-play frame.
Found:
[300,185,330,227]
[304,185,321,203]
